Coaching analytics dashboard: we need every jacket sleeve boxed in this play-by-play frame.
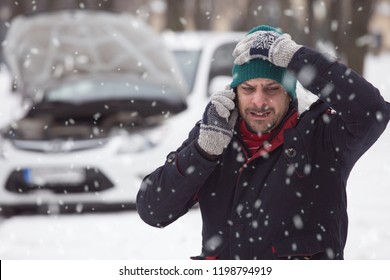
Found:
[288,47,390,163]
[136,123,218,228]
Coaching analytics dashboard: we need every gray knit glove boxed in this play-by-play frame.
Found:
[232,31,302,68]
[197,88,238,156]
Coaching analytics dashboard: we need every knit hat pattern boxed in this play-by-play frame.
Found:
[231,25,297,100]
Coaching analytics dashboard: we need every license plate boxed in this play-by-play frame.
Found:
[23,167,86,186]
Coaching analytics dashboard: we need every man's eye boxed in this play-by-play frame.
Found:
[266,87,281,93]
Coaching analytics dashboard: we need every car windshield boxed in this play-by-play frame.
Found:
[44,76,183,104]
[171,50,201,92]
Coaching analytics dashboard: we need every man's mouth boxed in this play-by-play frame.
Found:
[250,111,271,120]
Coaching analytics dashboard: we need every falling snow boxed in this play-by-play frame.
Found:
[0,37,390,261]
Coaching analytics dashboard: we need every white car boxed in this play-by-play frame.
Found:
[0,10,188,216]
[0,12,246,216]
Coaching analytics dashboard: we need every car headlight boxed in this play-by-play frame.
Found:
[116,125,168,154]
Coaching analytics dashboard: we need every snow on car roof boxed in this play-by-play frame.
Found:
[3,10,188,100]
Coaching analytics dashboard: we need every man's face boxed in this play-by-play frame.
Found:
[237,78,291,134]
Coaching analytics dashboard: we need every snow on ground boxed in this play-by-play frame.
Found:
[344,52,390,259]
[0,210,202,260]
[0,53,390,260]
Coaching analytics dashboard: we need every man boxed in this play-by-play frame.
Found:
[136,25,390,259]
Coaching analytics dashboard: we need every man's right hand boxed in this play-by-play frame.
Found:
[197,88,238,156]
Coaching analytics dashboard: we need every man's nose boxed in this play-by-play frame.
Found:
[251,90,269,107]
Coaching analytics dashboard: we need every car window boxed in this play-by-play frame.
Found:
[171,50,201,93]
[208,43,236,87]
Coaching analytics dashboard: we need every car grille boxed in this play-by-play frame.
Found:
[11,138,108,153]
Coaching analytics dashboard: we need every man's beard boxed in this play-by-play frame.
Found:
[241,106,277,134]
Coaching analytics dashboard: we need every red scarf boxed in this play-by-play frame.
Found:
[239,111,299,158]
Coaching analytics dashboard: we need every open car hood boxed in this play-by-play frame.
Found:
[2,10,189,142]
[3,10,188,102]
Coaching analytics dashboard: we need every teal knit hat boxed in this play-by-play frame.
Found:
[231,25,297,100]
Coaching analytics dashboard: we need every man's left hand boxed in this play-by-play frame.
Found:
[233,30,302,68]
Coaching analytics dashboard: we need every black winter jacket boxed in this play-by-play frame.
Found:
[137,47,390,260]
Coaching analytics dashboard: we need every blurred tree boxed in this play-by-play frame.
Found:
[305,0,316,47]
[0,0,380,75]
[342,0,376,75]
[229,0,376,75]
[328,0,343,51]
[233,0,282,31]
[224,0,301,42]
[305,0,376,75]
[278,0,302,44]
[166,0,186,31]
[2,0,117,16]
[194,0,213,30]
[243,0,267,29]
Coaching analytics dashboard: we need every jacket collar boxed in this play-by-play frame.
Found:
[235,104,299,163]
